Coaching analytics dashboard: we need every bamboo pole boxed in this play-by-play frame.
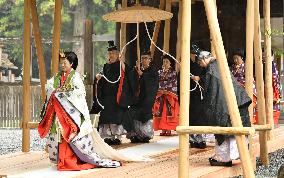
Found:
[254,0,269,165]
[176,126,255,135]
[248,133,256,168]
[245,0,255,125]
[163,0,171,53]
[51,0,62,76]
[263,0,274,139]
[150,0,165,57]
[204,0,255,177]
[30,0,46,100]
[137,22,140,71]
[120,0,127,59]
[175,1,181,63]
[178,0,190,177]
[210,0,217,57]
[22,0,31,152]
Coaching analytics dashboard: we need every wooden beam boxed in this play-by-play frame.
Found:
[19,121,39,129]
[204,0,255,177]
[150,0,165,57]
[246,0,255,125]
[175,1,181,63]
[210,0,217,57]
[22,0,31,152]
[137,23,140,71]
[163,0,172,53]
[254,0,269,165]
[84,20,94,85]
[253,124,273,131]
[120,0,127,59]
[30,0,46,100]
[263,0,274,139]
[27,122,39,129]
[176,126,255,135]
[178,0,191,178]
[51,0,62,76]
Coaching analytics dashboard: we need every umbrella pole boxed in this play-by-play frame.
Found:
[137,22,140,71]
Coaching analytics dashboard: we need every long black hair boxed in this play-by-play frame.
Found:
[232,48,246,62]
[161,54,175,69]
[59,51,78,70]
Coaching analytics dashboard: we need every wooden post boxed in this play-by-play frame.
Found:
[120,0,127,59]
[72,1,87,76]
[245,0,255,125]
[263,0,274,139]
[210,0,217,57]
[150,0,165,57]
[22,0,31,152]
[254,0,269,165]
[175,1,181,63]
[8,70,12,82]
[84,20,94,85]
[30,0,46,100]
[0,44,2,66]
[10,74,15,83]
[51,0,62,76]
[163,0,171,53]
[178,0,190,178]
[137,23,140,71]
[204,0,255,177]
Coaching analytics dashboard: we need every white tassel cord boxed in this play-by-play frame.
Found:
[96,21,205,110]
[96,34,138,108]
[143,22,204,98]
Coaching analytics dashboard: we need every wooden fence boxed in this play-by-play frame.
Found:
[0,85,93,128]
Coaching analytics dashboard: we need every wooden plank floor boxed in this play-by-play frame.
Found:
[1,127,284,178]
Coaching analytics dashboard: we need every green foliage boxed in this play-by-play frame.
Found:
[0,0,116,78]
[263,27,284,57]
[88,0,116,74]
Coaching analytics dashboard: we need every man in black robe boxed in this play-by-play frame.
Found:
[94,41,134,145]
[126,51,159,143]
[177,45,207,149]
[188,45,208,149]
[196,51,251,166]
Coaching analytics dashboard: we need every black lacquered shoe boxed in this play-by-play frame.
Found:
[112,138,121,145]
[190,141,207,149]
[209,157,232,167]
[104,138,113,145]
[130,136,140,143]
[198,141,206,149]
[141,137,150,143]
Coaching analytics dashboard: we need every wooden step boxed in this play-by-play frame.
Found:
[1,127,284,178]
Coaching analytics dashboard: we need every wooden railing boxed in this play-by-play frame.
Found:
[0,85,41,128]
[0,85,93,128]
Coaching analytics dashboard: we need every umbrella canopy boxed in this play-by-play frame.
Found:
[103,4,173,23]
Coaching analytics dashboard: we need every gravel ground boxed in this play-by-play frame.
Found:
[234,149,284,178]
[0,129,283,177]
[0,128,46,155]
